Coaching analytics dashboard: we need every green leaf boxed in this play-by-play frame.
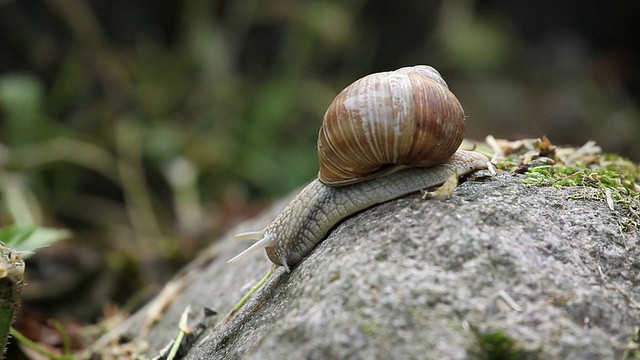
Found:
[0,225,37,247]
[0,225,70,258]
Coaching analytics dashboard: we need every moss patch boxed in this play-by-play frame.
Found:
[486,136,640,233]
[476,331,523,360]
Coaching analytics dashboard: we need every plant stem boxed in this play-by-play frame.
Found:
[0,244,25,358]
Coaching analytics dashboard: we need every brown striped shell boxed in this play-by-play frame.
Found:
[317,65,466,185]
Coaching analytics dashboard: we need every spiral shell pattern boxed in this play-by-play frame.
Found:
[317,65,466,185]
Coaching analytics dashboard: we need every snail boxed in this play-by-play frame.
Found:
[227,65,489,272]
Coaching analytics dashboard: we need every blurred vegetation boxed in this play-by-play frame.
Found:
[0,0,639,353]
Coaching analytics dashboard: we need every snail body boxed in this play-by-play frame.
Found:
[227,66,489,272]
[228,150,487,272]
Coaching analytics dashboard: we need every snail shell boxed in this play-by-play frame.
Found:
[317,65,466,185]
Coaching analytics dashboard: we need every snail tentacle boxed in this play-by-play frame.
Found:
[233,230,265,241]
[226,233,275,266]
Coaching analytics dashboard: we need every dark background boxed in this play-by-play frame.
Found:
[0,0,639,351]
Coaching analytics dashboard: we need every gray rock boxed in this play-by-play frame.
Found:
[94,172,640,360]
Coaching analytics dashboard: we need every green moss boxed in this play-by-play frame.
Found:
[622,325,640,360]
[476,331,522,360]
[523,163,640,233]
[523,165,635,191]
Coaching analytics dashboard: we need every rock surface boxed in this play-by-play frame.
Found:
[94,172,639,359]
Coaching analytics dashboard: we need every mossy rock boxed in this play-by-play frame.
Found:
[91,138,639,359]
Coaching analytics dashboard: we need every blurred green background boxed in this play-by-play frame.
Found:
[0,0,639,341]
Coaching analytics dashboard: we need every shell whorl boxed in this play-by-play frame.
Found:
[317,65,466,185]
